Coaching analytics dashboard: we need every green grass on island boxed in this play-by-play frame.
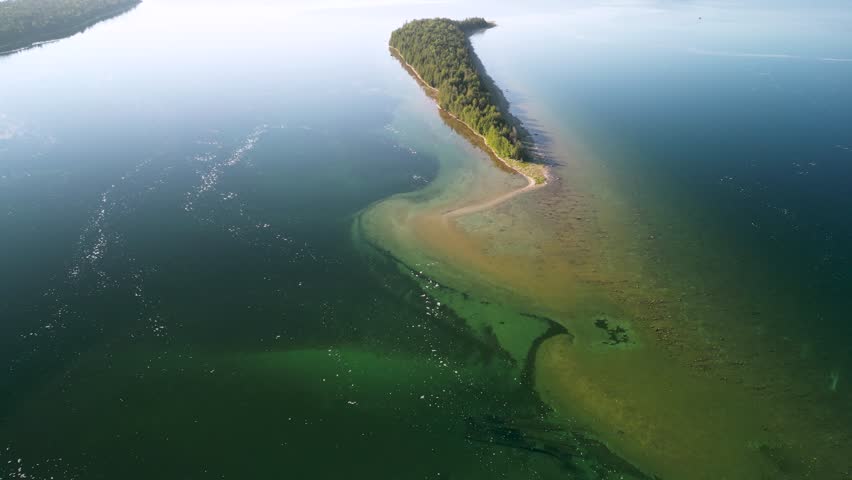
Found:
[390,18,548,184]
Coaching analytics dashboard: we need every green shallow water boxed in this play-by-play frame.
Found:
[2,1,852,479]
[0,1,648,478]
[357,2,852,478]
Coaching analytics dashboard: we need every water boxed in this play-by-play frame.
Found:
[0,1,641,478]
[465,4,852,477]
[362,2,852,477]
[2,1,851,479]
[472,0,852,367]
[481,2,852,384]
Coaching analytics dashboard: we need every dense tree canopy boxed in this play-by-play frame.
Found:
[0,0,140,52]
[390,18,525,161]
[455,17,495,33]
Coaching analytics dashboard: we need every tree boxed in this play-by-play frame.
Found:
[0,0,141,53]
[389,18,526,161]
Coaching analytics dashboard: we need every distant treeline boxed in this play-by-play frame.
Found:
[390,18,526,161]
[0,0,141,53]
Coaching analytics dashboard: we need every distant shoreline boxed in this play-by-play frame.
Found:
[0,1,141,56]
[390,45,548,192]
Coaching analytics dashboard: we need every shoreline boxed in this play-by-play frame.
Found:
[390,46,548,208]
[0,2,141,57]
[379,34,852,480]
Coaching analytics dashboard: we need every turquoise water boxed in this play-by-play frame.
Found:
[2,1,852,478]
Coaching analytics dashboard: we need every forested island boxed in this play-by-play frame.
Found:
[0,0,141,54]
[390,17,547,184]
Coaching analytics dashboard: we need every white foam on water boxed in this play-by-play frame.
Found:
[184,125,267,212]
[0,448,82,480]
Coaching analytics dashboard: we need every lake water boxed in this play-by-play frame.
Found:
[1,1,850,478]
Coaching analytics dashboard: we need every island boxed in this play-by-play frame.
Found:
[0,0,141,55]
[390,18,548,184]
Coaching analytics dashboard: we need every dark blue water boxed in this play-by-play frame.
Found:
[0,1,653,478]
[2,1,852,478]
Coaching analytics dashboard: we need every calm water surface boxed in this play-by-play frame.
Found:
[1,1,851,478]
[474,0,852,377]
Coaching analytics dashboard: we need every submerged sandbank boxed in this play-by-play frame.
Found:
[357,85,852,477]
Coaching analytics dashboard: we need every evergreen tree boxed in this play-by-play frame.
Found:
[389,18,526,161]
